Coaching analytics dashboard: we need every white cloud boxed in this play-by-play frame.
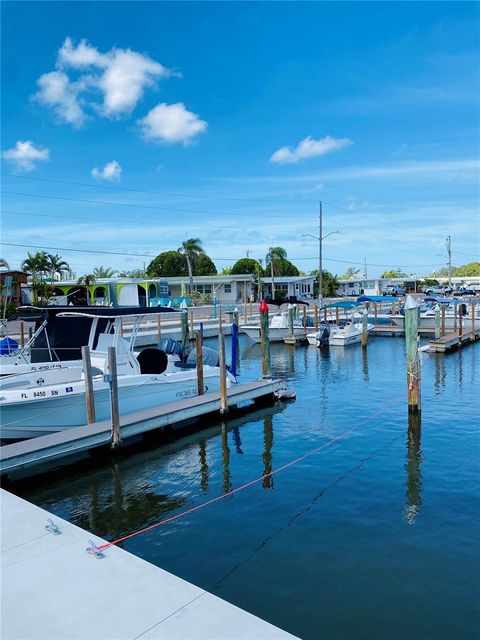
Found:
[34,71,85,127]
[138,102,207,145]
[270,135,353,164]
[34,38,177,123]
[91,160,122,181]
[2,140,50,172]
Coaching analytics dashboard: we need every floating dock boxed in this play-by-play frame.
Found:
[426,328,480,352]
[1,378,285,478]
[0,489,297,640]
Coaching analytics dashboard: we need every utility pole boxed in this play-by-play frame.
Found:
[446,235,452,288]
[318,201,323,307]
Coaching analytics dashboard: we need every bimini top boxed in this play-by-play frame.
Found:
[357,295,398,303]
[424,297,465,305]
[15,305,179,321]
[266,296,309,307]
[324,301,363,309]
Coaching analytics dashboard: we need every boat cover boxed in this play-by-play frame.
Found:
[324,301,363,309]
[356,295,398,303]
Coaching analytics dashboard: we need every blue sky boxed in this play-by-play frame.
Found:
[1,1,479,278]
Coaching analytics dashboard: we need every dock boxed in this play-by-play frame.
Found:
[426,328,480,352]
[1,489,297,640]
[1,378,284,477]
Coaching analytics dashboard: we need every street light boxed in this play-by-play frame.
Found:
[302,229,340,305]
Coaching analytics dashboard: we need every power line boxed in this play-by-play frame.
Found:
[0,241,445,268]
[1,172,318,205]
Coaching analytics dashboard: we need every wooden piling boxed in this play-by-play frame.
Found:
[454,303,457,331]
[471,303,476,342]
[218,310,228,414]
[249,300,253,317]
[107,347,121,448]
[324,306,327,322]
[19,322,25,348]
[434,305,441,340]
[362,310,368,349]
[181,310,189,350]
[458,304,463,346]
[189,310,194,340]
[405,296,421,415]
[314,304,318,331]
[157,314,161,340]
[81,346,96,424]
[335,307,339,325]
[441,305,446,336]
[195,331,204,396]
[259,300,271,377]
[288,304,294,334]
[303,306,307,329]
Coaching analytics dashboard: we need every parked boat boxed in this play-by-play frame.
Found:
[0,309,234,440]
[389,298,480,330]
[241,300,310,343]
[328,319,375,346]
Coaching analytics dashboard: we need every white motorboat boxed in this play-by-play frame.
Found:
[306,324,331,347]
[0,309,234,440]
[389,299,480,331]
[241,300,310,343]
[328,320,375,346]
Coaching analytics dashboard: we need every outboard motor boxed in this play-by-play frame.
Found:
[460,303,467,317]
[186,346,219,367]
[318,324,330,348]
[158,337,184,358]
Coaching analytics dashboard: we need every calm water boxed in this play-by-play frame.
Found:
[13,337,480,639]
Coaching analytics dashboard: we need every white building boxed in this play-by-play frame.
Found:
[261,275,316,299]
[166,275,255,303]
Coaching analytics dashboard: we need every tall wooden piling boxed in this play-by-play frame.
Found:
[288,303,294,334]
[303,306,307,329]
[218,310,228,413]
[107,347,121,448]
[181,310,189,350]
[471,302,476,342]
[19,322,25,348]
[324,306,327,322]
[405,295,421,415]
[156,314,161,340]
[81,346,96,424]
[189,310,194,340]
[259,299,271,377]
[195,331,204,396]
[335,306,339,325]
[458,304,463,346]
[434,304,441,340]
[361,309,368,349]
[314,304,319,331]
[441,305,446,336]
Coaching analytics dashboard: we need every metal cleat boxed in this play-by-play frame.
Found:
[45,518,61,535]
[86,539,105,559]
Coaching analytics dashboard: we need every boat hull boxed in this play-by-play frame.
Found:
[0,368,224,440]
[241,326,293,343]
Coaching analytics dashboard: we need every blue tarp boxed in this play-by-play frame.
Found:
[324,301,363,309]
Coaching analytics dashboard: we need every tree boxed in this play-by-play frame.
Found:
[340,266,363,279]
[46,254,70,282]
[191,253,217,276]
[311,269,339,297]
[76,274,96,305]
[266,246,287,299]
[453,262,480,277]
[92,266,118,278]
[147,251,188,278]
[230,258,262,275]
[21,251,50,303]
[178,238,205,292]
[118,268,148,278]
[380,269,408,278]
[266,258,299,277]
[0,258,9,269]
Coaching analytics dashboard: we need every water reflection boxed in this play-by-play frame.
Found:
[232,427,244,455]
[262,415,274,490]
[76,461,186,540]
[405,415,422,525]
[221,424,232,494]
[433,354,446,393]
[198,439,209,494]
[362,347,369,382]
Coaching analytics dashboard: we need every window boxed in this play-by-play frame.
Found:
[205,285,212,294]
[224,284,232,293]
[158,285,168,294]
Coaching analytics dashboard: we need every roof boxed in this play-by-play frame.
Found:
[167,274,254,283]
[261,276,315,283]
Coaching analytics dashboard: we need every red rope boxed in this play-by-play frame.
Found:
[97,394,403,551]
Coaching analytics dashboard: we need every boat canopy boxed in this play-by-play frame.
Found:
[16,305,178,320]
[424,297,464,304]
[324,301,363,309]
[357,295,398,303]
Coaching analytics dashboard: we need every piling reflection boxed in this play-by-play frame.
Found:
[77,462,186,540]
[262,415,274,489]
[405,415,422,525]
[433,354,446,393]
[232,427,244,454]
[221,424,232,494]
[198,439,209,494]
[362,347,369,382]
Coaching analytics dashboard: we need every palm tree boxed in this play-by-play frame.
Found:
[22,251,49,303]
[266,246,287,300]
[47,254,71,282]
[92,266,118,278]
[0,258,9,269]
[178,238,205,293]
[76,274,96,305]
